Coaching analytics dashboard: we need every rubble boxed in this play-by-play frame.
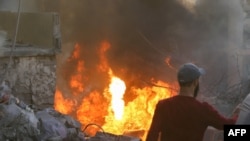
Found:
[0,103,86,141]
[0,103,39,140]
[86,131,141,141]
[0,82,85,141]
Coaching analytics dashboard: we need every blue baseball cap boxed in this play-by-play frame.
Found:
[177,63,205,83]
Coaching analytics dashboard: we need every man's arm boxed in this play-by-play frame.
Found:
[202,102,236,130]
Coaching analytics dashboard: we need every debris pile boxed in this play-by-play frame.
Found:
[0,82,85,141]
[85,131,141,141]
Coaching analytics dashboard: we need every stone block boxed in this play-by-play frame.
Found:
[0,56,56,108]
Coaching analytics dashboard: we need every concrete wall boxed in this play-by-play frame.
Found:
[0,55,57,108]
[0,10,61,108]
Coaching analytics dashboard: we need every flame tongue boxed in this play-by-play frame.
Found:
[109,75,126,120]
[55,41,177,140]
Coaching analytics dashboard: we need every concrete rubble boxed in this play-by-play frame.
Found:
[85,132,141,141]
[0,82,85,141]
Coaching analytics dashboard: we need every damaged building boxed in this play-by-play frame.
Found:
[0,0,141,140]
[0,0,86,140]
[0,0,250,141]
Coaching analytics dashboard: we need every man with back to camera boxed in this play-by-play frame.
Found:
[146,62,237,141]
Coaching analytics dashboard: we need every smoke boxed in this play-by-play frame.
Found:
[56,0,198,86]
[194,0,245,95]
[40,0,247,100]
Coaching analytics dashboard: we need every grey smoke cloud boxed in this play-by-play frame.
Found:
[39,0,246,97]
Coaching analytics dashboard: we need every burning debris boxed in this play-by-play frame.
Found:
[0,81,143,141]
[55,41,177,140]
[2,0,248,141]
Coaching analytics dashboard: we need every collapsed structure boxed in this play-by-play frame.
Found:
[1,0,250,141]
[0,0,84,140]
[0,0,142,140]
[0,2,59,109]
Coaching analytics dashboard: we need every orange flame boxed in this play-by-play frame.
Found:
[54,89,75,114]
[55,41,177,140]
[69,44,86,95]
[68,43,81,61]
[97,41,110,72]
[102,79,175,140]
[165,57,176,71]
[76,90,108,135]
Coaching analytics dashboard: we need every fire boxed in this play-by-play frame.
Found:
[76,90,109,136]
[54,89,75,114]
[102,79,175,140]
[55,41,177,140]
[68,43,86,95]
[108,73,126,120]
[69,43,81,60]
[165,57,176,71]
[97,41,110,72]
